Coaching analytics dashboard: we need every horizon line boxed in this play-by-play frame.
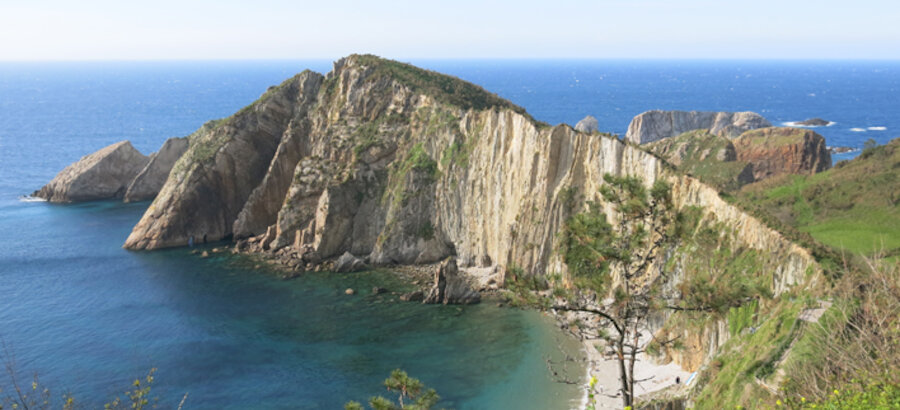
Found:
[3,56,900,63]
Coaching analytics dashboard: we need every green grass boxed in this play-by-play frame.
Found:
[736,139,900,258]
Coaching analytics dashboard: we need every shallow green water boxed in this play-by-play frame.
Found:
[0,200,585,409]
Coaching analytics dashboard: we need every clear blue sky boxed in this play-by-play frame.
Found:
[2,0,898,60]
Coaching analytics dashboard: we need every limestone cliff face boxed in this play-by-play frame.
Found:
[123,55,821,371]
[34,141,149,202]
[626,110,771,144]
[123,137,189,202]
[733,127,831,180]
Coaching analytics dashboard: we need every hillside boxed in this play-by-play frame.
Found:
[737,138,900,259]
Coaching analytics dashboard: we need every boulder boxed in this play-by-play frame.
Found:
[625,110,771,145]
[34,141,149,202]
[399,290,424,302]
[423,257,481,305]
[733,127,831,181]
[124,137,189,202]
[333,251,366,273]
[574,115,599,134]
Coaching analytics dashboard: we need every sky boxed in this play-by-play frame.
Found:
[1,0,899,61]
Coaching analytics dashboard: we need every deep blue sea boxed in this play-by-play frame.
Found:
[1,59,898,409]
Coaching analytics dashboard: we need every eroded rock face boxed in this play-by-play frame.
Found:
[119,55,824,373]
[123,137,189,202]
[625,110,771,145]
[733,127,831,181]
[124,70,324,250]
[423,257,481,304]
[574,115,599,133]
[34,141,149,202]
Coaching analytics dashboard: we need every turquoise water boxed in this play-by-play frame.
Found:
[0,200,584,409]
[2,59,898,408]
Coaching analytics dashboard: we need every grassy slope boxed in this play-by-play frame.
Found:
[646,130,752,192]
[736,139,900,258]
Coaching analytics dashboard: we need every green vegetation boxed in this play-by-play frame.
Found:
[345,369,440,410]
[736,127,814,147]
[351,54,539,123]
[646,130,752,191]
[556,174,678,408]
[1,364,165,410]
[736,138,900,258]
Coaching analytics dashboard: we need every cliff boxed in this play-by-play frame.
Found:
[34,141,149,202]
[733,127,831,180]
[122,55,821,374]
[626,110,771,144]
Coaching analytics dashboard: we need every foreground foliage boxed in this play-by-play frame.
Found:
[345,369,440,410]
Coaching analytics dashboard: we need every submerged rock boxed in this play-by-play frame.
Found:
[625,110,771,144]
[34,141,149,202]
[574,115,599,134]
[399,290,424,302]
[124,137,189,202]
[423,257,481,305]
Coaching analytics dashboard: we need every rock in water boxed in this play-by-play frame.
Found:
[733,127,831,181]
[574,115,599,133]
[796,118,829,127]
[625,110,771,145]
[123,137,189,202]
[34,141,149,202]
[333,251,366,273]
[423,257,480,305]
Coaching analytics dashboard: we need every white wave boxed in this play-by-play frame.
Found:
[783,120,836,128]
[868,126,887,131]
[850,128,867,132]
[19,195,47,202]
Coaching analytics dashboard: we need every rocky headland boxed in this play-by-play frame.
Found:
[35,137,188,203]
[39,56,829,405]
[625,110,771,144]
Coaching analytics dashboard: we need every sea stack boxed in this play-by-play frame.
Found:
[33,141,149,203]
[625,110,771,144]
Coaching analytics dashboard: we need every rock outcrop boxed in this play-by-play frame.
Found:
[423,257,481,304]
[647,130,755,191]
[333,251,366,273]
[625,110,771,145]
[796,118,829,127]
[733,127,831,180]
[34,141,149,202]
[574,115,599,133]
[124,137,189,202]
[119,56,823,368]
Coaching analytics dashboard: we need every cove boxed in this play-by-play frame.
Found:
[0,200,584,409]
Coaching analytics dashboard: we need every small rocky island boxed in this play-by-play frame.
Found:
[796,117,830,126]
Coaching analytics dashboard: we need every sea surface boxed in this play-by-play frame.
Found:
[1,59,899,409]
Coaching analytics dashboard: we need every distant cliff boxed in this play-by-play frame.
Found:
[626,110,771,144]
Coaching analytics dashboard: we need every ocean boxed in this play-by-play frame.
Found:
[1,59,898,409]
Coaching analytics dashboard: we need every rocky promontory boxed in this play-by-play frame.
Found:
[625,110,771,144]
[124,137,189,202]
[34,141,149,202]
[734,127,832,180]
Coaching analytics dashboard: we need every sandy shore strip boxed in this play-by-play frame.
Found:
[579,337,692,409]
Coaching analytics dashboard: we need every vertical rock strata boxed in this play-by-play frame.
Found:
[120,55,822,371]
[123,137,189,202]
